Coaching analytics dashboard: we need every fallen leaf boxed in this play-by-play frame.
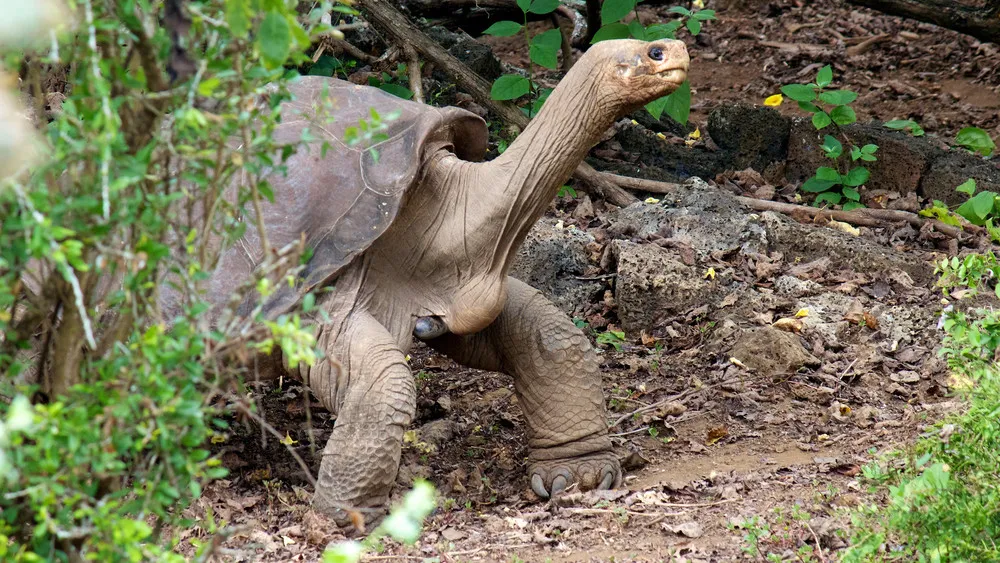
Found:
[441,527,466,541]
[795,308,810,318]
[706,426,729,445]
[772,317,803,333]
[729,357,747,369]
[863,311,879,329]
[828,220,861,236]
[640,331,659,347]
[663,521,703,538]
[719,292,739,308]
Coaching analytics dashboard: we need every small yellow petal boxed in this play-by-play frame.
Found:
[656,132,667,140]
[688,127,701,139]
[693,0,704,7]
[644,197,660,204]
[280,432,298,446]
[631,119,639,125]
[794,308,809,318]
[704,267,716,280]
[764,94,784,107]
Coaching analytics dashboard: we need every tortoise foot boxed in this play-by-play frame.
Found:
[528,451,622,499]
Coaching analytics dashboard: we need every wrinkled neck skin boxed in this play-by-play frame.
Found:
[360,55,621,344]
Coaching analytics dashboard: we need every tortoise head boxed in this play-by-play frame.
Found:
[585,38,690,113]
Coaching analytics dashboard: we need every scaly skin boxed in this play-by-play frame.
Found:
[290,39,689,521]
[428,277,620,498]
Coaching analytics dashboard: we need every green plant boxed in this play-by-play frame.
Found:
[0,1,340,560]
[596,328,626,351]
[954,126,996,157]
[842,250,1000,562]
[920,179,1000,243]
[485,0,713,124]
[323,481,437,563]
[884,119,925,137]
[780,65,872,209]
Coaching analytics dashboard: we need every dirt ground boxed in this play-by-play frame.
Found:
[180,0,1000,561]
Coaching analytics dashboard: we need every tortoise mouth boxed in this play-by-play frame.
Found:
[656,67,688,84]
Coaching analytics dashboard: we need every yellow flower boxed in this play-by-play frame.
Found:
[644,197,660,204]
[794,308,809,318]
[704,267,716,280]
[693,0,705,7]
[764,94,784,107]
[688,128,701,139]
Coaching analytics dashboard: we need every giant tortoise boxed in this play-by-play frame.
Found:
[202,38,689,520]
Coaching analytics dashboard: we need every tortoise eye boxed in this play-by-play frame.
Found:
[648,46,664,61]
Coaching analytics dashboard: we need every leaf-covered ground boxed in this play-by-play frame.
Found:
[181,0,999,561]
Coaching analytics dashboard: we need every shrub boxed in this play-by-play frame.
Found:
[0,1,341,559]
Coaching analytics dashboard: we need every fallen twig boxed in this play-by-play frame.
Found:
[846,33,891,57]
[602,170,976,240]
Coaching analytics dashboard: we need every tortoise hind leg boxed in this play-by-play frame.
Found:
[308,310,416,522]
[428,277,620,498]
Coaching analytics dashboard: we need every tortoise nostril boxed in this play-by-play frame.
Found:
[648,46,664,61]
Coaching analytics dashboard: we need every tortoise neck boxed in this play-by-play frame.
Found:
[482,55,618,263]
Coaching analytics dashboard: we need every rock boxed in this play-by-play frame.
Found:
[890,370,921,384]
[418,419,456,449]
[787,119,937,196]
[760,211,933,284]
[707,104,791,171]
[606,178,769,258]
[511,218,603,315]
[426,27,503,81]
[773,275,822,297]
[920,152,1000,204]
[611,240,716,332]
[729,327,820,377]
[597,123,732,183]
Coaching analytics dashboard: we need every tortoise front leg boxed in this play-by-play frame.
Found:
[429,277,620,498]
[306,310,416,521]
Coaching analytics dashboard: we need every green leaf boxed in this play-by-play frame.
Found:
[816,167,841,181]
[814,191,842,205]
[490,74,531,100]
[686,19,702,35]
[821,135,842,158]
[884,119,925,136]
[956,191,997,225]
[955,127,996,157]
[377,82,413,100]
[668,6,692,16]
[530,29,562,69]
[843,187,861,201]
[781,84,817,103]
[816,65,833,88]
[661,80,691,125]
[830,105,856,126]
[843,201,865,211]
[802,177,839,193]
[842,167,870,187]
[691,9,717,21]
[528,0,561,14]
[258,11,292,69]
[628,19,646,40]
[956,179,977,196]
[645,21,682,40]
[819,90,858,105]
[601,0,636,24]
[812,111,832,130]
[591,22,631,43]
[225,0,251,38]
[482,20,523,36]
[797,101,820,113]
[516,0,531,12]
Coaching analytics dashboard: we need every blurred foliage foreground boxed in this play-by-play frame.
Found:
[0,0,396,560]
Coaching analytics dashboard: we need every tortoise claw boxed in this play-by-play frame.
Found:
[531,474,549,499]
[528,452,622,500]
